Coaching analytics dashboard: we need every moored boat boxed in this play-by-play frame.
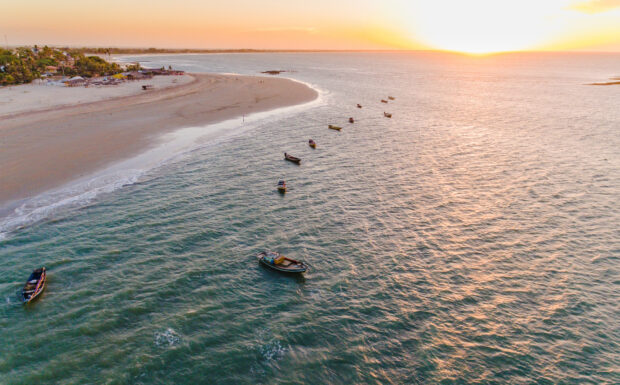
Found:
[384,112,392,118]
[308,139,316,148]
[357,104,362,108]
[388,96,395,100]
[349,117,354,123]
[277,180,286,193]
[381,99,388,103]
[284,153,301,164]
[328,124,342,131]
[257,251,308,274]
[22,267,46,304]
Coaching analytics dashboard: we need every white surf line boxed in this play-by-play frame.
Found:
[0,83,326,240]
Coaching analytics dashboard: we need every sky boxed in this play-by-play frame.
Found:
[1,0,619,53]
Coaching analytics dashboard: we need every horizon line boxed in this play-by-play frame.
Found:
[4,45,620,55]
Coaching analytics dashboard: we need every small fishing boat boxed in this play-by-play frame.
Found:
[349,117,354,123]
[257,251,308,274]
[357,104,362,108]
[381,99,388,103]
[277,180,286,193]
[284,153,301,164]
[328,124,342,131]
[308,139,316,148]
[388,96,395,100]
[22,267,46,304]
[384,112,392,118]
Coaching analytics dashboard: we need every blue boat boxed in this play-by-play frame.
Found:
[22,267,46,303]
[277,180,287,193]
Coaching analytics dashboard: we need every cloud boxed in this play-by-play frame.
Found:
[569,0,620,13]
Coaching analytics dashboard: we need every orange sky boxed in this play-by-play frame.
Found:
[1,0,619,53]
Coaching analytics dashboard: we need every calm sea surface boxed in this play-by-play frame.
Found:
[1,52,619,384]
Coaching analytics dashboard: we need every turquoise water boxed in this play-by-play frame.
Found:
[1,52,619,384]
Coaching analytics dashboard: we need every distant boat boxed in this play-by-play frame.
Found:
[328,124,342,131]
[381,99,388,103]
[349,117,354,123]
[388,96,395,100]
[277,179,287,193]
[384,112,392,118]
[284,152,301,164]
[357,104,362,108]
[257,251,308,274]
[308,139,316,148]
[22,267,46,304]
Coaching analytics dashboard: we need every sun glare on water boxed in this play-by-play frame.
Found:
[408,0,564,54]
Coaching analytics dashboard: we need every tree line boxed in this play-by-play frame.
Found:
[0,45,126,86]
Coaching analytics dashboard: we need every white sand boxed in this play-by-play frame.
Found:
[0,75,193,117]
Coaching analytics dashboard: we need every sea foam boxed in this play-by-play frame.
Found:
[0,88,324,241]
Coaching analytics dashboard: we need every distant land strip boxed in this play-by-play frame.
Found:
[49,48,390,55]
[588,77,620,86]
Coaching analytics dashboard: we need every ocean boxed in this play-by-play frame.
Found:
[0,52,619,384]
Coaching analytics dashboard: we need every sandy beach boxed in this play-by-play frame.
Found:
[0,75,195,117]
[0,73,318,210]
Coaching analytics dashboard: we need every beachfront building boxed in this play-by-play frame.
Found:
[61,53,76,68]
[64,76,85,87]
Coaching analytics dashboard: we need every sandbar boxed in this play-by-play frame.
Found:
[0,73,318,211]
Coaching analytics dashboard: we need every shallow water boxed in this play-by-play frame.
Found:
[1,52,619,384]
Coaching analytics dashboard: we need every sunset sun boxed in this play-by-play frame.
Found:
[407,0,563,53]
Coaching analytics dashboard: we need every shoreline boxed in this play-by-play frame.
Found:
[0,73,318,215]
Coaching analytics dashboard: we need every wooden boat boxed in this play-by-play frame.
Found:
[308,139,316,148]
[388,96,395,100]
[284,152,301,164]
[257,251,308,274]
[277,180,286,193]
[384,112,392,118]
[381,99,388,103]
[349,117,354,123]
[328,124,342,131]
[357,104,362,108]
[22,267,46,304]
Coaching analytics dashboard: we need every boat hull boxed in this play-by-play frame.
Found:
[257,252,307,274]
[22,268,46,304]
[25,284,45,303]
[284,153,301,164]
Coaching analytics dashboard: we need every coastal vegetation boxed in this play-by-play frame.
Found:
[0,45,126,86]
[61,47,337,55]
